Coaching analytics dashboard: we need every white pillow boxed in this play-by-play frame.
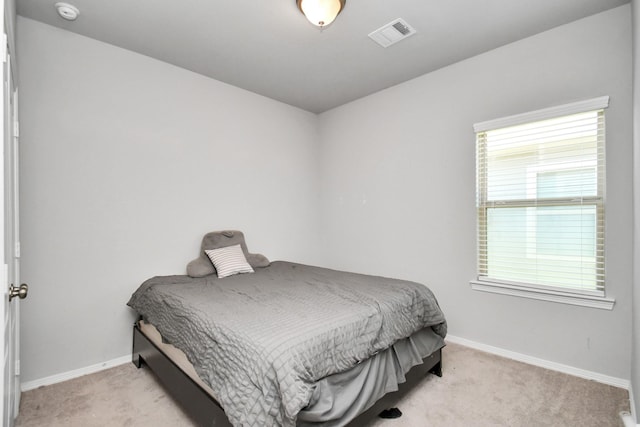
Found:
[205,244,255,278]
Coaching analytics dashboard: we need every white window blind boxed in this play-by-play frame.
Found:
[475,98,607,297]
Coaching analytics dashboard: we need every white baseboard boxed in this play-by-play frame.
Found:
[446,335,630,390]
[18,336,637,419]
[628,384,639,425]
[620,411,638,427]
[20,355,131,392]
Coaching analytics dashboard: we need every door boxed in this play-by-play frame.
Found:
[0,18,6,427]
[2,7,23,425]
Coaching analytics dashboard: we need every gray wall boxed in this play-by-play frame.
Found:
[632,0,640,418]
[17,5,636,387]
[17,18,321,383]
[318,5,633,379]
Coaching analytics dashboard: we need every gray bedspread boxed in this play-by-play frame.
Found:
[127,261,447,426]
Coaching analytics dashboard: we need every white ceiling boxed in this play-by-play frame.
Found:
[17,0,629,113]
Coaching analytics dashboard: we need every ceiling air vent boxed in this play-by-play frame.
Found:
[368,18,416,48]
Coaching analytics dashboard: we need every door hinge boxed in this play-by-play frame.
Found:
[13,120,18,138]
[14,242,20,258]
[15,360,20,376]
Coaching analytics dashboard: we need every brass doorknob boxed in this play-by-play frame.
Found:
[9,284,27,301]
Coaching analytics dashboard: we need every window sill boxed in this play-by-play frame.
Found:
[469,280,615,310]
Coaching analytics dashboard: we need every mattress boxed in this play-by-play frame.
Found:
[139,320,216,396]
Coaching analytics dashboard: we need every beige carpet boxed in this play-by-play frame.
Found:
[16,342,630,427]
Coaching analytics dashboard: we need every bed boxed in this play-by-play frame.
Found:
[127,231,447,426]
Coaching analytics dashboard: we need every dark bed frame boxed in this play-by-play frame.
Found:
[132,322,443,427]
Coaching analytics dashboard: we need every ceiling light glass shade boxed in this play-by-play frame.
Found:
[297,0,345,27]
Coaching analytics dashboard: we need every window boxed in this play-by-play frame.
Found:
[471,97,614,309]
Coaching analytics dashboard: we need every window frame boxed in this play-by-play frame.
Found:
[470,97,614,310]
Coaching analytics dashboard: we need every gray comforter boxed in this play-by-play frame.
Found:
[127,261,446,426]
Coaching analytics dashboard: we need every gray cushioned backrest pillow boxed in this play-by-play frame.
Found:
[186,230,270,278]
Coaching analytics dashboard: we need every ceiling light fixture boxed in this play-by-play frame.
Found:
[296,0,345,28]
[55,2,80,21]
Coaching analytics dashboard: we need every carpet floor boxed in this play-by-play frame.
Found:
[15,342,630,427]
